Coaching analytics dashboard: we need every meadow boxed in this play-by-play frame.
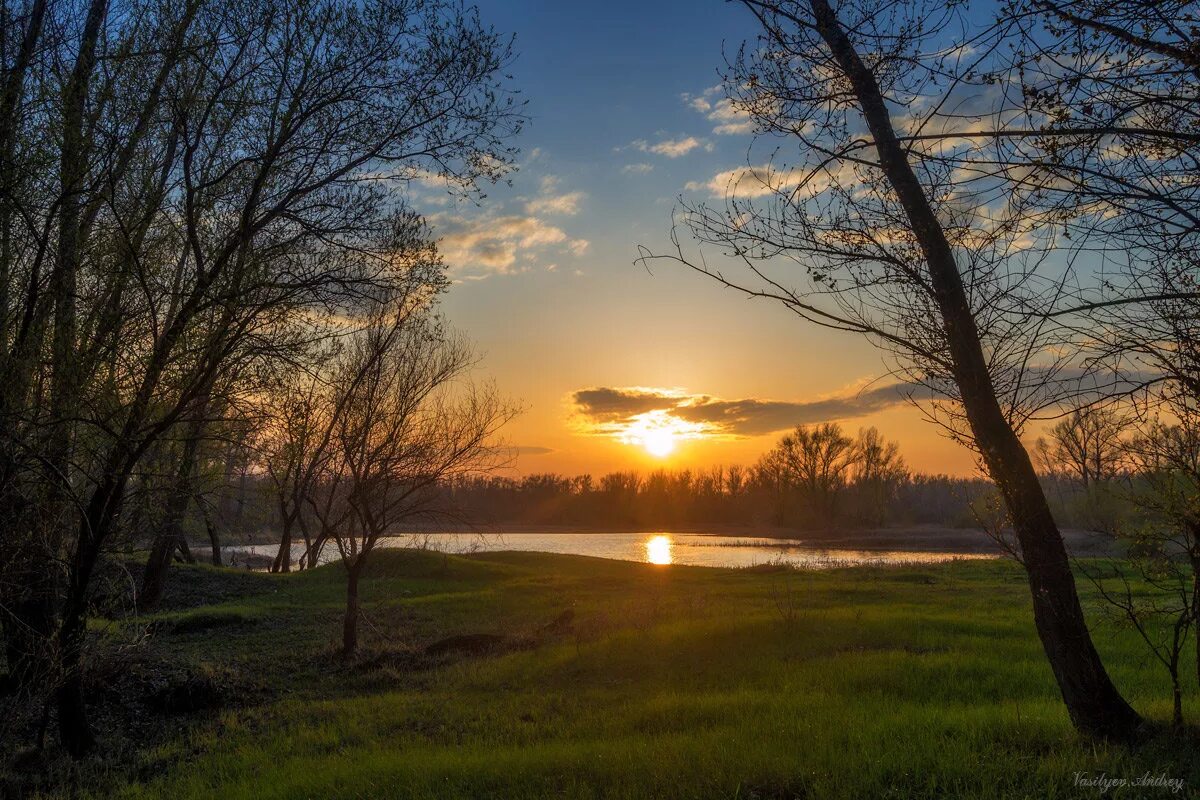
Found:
[33,551,1200,799]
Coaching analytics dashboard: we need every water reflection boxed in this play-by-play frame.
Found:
[227,531,996,571]
[645,534,672,564]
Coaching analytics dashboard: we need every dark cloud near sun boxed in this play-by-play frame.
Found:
[571,387,685,422]
[512,445,554,456]
[571,383,922,438]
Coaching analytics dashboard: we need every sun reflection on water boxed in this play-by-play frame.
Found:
[645,534,672,565]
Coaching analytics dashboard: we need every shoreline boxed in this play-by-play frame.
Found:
[205,523,1118,558]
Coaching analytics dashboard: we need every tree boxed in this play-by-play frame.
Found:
[1120,411,1200,695]
[645,0,1140,737]
[996,2,1200,419]
[757,423,856,526]
[850,427,908,526]
[297,296,515,657]
[0,0,522,756]
[1046,408,1126,491]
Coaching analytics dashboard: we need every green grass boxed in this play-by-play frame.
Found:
[51,552,1200,798]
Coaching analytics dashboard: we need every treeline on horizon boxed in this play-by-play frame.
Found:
[196,418,1126,539]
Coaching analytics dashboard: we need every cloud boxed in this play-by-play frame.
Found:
[432,174,589,278]
[512,445,554,456]
[683,86,755,136]
[523,175,585,216]
[686,160,862,200]
[434,213,572,275]
[571,383,919,438]
[525,191,585,216]
[685,164,801,199]
[621,162,654,174]
[707,100,755,135]
[630,136,712,158]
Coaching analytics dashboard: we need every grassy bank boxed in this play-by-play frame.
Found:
[23,552,1200,798]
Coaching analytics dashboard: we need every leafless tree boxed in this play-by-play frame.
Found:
[295,297,516,657]
[642,0,1139,737]
[756,423,855,524]
[850,427,908,526]
[1046,407,1126,490]
[995,2,1200,402]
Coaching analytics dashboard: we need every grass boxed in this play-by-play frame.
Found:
[27,551,1200,798]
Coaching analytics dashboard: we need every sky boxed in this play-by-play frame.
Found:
[418,0,985,478]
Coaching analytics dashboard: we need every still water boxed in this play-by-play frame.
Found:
[227,531,994,570]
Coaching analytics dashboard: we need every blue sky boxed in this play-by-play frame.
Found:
[420,0,981,477]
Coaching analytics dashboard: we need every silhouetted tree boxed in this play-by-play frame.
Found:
[296,296,515,657]
[644,0,1140,737]
[0,0,522,755]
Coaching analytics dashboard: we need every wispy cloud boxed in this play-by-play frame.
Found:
[685,164,800,199]
[432,174,588,279]
[682,86,755,136]
[525,191,585,216]
[621,162,654,174]
[686,161,861,200]
[571,382,918,439]
[629,135,713,158]
[524,175,586,216]
[511,445,554,456]
[435,214,569,274]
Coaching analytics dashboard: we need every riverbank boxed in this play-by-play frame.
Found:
[9,550,1196,798]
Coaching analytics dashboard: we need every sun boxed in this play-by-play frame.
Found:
[642,428,676,457]
[610,407,710,458]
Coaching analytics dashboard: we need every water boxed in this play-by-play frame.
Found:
[226,531,995,570]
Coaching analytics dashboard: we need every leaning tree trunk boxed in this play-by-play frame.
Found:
[809,0,1141,739]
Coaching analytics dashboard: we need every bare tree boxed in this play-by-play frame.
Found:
[1046,408,1126,491]
[1119,410,1200,692]
[756,423,856,525]
[643,0,1140,737]
[1089,562,1191,726]
[300,299,516,657]
[850,427,908,526]
[996,2,1200,402]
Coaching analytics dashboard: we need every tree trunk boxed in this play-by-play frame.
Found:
[342,564,361,657]
[1191,554,1200,691]
[272,524,293,573]
[206,516,222,566]
[139,416,205,611]
[808,0,1141,739]
[176,536,195,563]
[55,483,112,758]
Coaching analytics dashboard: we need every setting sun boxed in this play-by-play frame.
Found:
[607,406,711,459]
[642,428,676,457]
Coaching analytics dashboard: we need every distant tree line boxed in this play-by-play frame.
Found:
[442,425,996,530]
[185,417,1171,538]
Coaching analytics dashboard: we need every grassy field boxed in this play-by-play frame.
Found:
[26,551,1200,798]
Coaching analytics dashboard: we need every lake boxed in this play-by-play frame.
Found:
[226,531,995,570]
